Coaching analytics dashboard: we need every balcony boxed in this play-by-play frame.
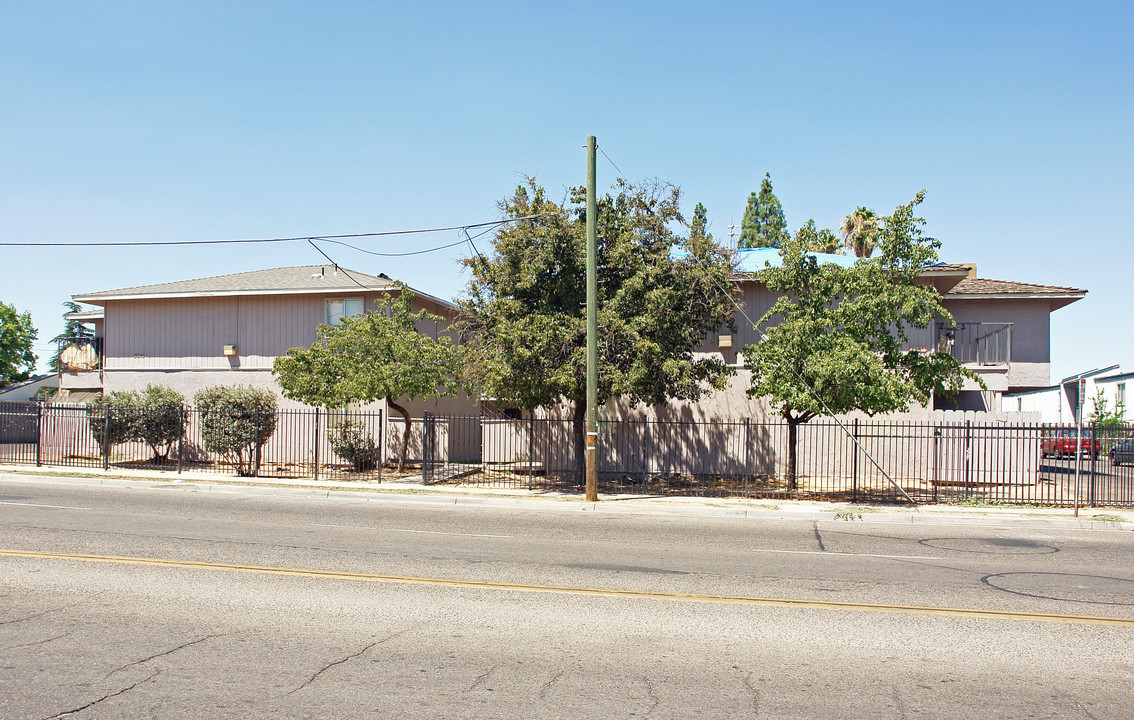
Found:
[57,336,104,391]
[936,322,1011,365]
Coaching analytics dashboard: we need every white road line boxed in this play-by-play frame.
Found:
[752,549,944,560]
[0,501,90,510]
[311,522,513,539]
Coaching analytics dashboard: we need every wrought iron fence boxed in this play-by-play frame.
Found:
[0,401,383,481]
[420,412,1134,507]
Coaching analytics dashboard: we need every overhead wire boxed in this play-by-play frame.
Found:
[0,213,555,248]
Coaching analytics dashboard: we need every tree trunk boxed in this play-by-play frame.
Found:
[785,413,799,491]
[572,399,586,488]
[388,398,411,473]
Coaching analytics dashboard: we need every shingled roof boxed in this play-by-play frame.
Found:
[74,265,397,302]
[945,277,1086,297]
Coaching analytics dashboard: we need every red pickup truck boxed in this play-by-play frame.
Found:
[1041,429,1100,459]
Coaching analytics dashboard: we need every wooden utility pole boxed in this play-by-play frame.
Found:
[585,135,599,502]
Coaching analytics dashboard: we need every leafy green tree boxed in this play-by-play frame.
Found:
[689,202,712,245]
[50,301,95,373]
[795,219,842,254]
[742,191,979,488]
[87,392,137,460]
[1087,389,1126,428]
[194,386,278,476]
[458,179,736,483]
[272,283,461,471]
[0,302,37,386]
[841,206,881,258]
[134,384,186,463]
[738,173,789,249]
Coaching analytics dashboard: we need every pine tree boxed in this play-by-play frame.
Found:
[738,172,789,249]
[689,202,712,245]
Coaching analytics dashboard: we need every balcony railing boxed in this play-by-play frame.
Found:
[56,336,103,371]
[936,322,1011,365]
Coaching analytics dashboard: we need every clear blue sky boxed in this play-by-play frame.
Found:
[2,1,1131,383]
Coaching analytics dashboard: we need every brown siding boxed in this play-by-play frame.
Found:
[103,291,451,371]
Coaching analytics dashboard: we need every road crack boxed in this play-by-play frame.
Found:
[0,606,67,626]
[891,684,907,720]
[104,634,223,678]
[813,521,826,552]
[538,669,564,701]
[4,631,72,650]
[40,669,161,719]
[284,629,407,697]
[642,676,659,717]
[740,668,760,716]
[467,664,500,692]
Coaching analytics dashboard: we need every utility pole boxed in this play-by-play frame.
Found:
[585,136,599,502]
[727,217,739,251]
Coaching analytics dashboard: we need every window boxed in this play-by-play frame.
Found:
[1119,383,1127,407]
[326,298,364,326]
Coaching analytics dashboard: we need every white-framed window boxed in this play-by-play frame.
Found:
[1118,383,1126,407]
[326,298,364,326]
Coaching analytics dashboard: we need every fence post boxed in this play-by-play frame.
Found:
[1089,421,1097,507]
[313,407,320,482]
[964,420,972,498]
[852,418,860,503]
[102,407,110,471]
[376,410,383,483]
[177,405,184,475]
[253,407,261,477]
[932,425,940,503]
[528,414,534,491]
[744,417,751,499]
[422,412,433,483]
[35,403,43,467]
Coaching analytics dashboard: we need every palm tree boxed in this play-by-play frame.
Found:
[840,206,880,258]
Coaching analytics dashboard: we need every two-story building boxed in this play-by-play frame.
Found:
[57,265,474,418]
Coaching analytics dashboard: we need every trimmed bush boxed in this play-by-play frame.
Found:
[134,384,185,462]
[86,392,137,459]
[194,385,278,476]
[329,420,380,472]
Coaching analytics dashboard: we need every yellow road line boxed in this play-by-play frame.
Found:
[3,548,1132,627]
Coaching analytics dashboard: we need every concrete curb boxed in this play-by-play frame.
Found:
[2,465,1132,531]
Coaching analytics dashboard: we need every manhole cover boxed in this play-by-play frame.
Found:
[982,572,1134,606]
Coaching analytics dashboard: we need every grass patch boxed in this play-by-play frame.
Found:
[1091,514,1126,524]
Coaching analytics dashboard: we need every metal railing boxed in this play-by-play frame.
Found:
[936,322,1012,365]
[56,335,103,371]
[0,401,383,481]
[419,412,1134,507]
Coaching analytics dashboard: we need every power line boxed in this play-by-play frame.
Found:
[0,213,555,248]
[597,145,624,177]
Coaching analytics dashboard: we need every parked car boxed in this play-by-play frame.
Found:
[1109,441,1134,466]
[1040,429,1100,459]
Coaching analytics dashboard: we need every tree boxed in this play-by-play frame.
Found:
[0,302,37,387]
[194,385,278,476]
[841,206,880,258]
[689,202,712,245]
[50,301,95,373]
[134,384,186,463]
[458,179,736,484]
[794,219,842,254]
[87,392,137,460]
[272,283,461,472]
[1087,389,1126,429]
[738,173,789,249]
[742,191,979,488]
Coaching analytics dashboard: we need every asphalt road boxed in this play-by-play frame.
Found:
[2,477,1133,719]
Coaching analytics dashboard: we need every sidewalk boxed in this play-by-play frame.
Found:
[2,463,1132,530]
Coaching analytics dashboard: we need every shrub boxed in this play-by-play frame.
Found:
[194,385,278,476]
[329,420,380,472]
[134,384,185,463]
[86,392,137,459]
